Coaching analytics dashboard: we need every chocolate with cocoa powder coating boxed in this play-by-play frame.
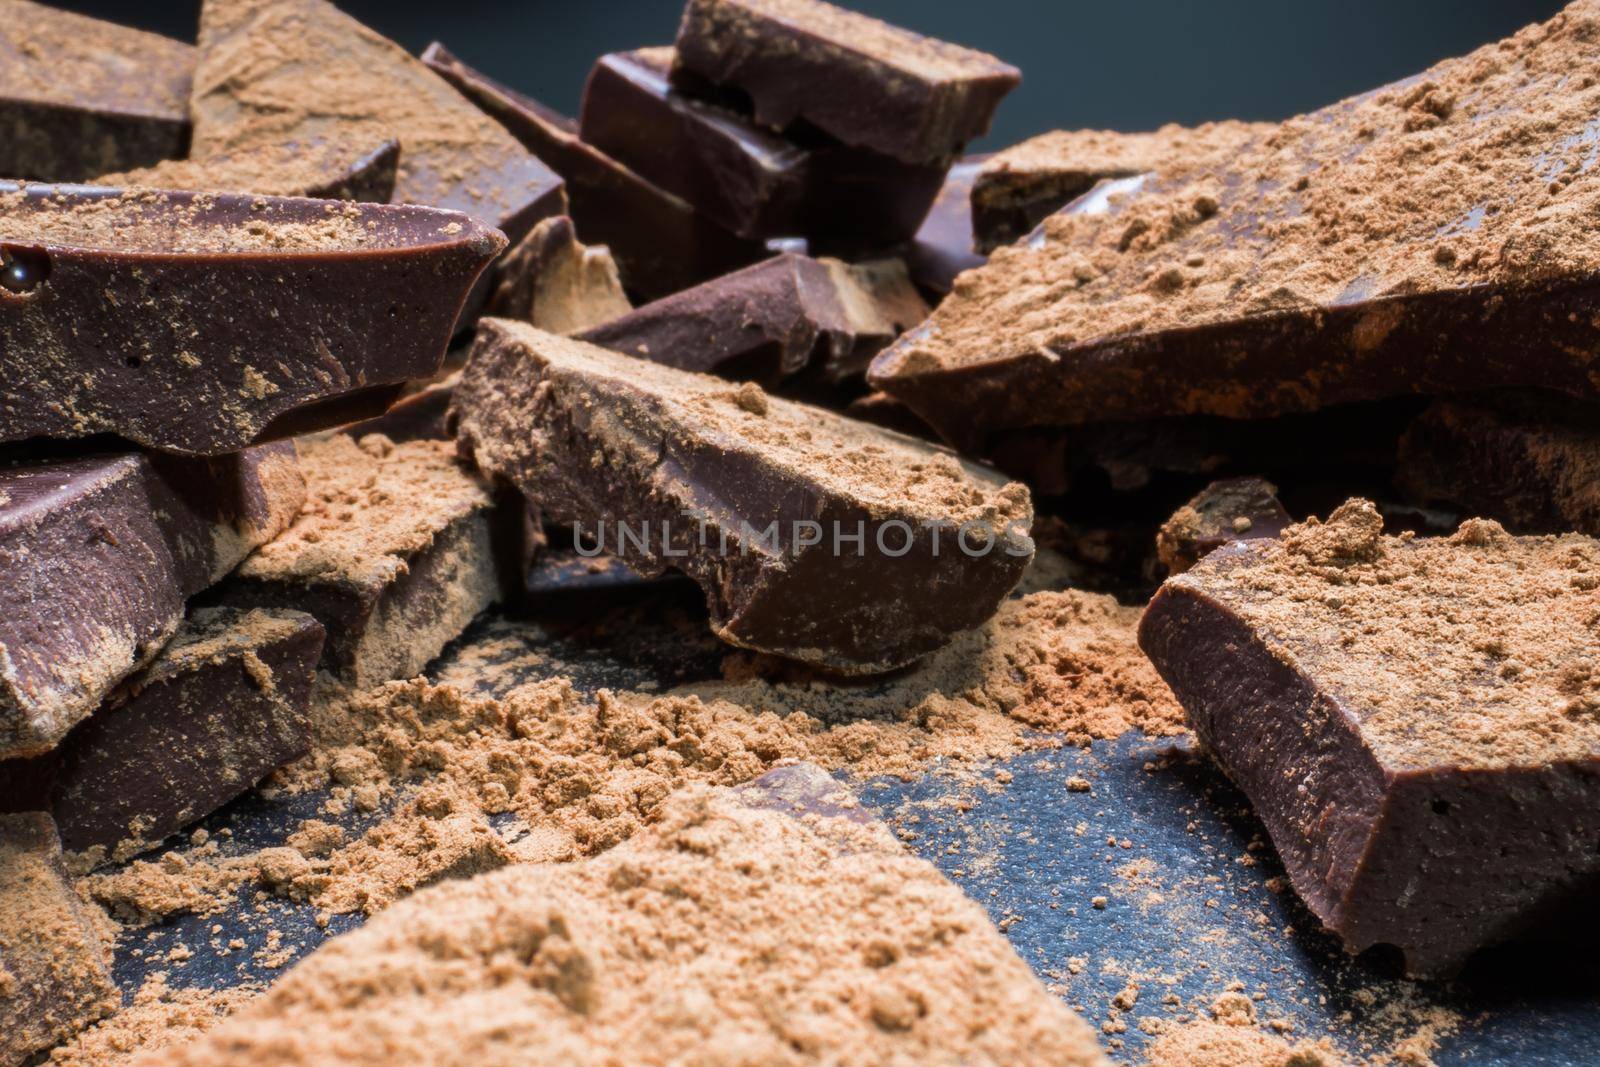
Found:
[98,138,401,203]
[490,215,632,333]
[0,444,304,761]
[0,607,324,854]
[1139,500,1600,977]
[0,183,505,454]
[0,1,194,182]
[672,0,1019,165]
[453,319,1034,675]
[1155,476,1291,575]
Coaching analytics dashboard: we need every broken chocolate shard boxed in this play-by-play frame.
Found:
[907,155,988,296]
[97,138,402,203]
[580,47,945,243]
[423,42,764,300]
[0,1,194,182]
[453,319,1034,675]
[672,0,1019,165]
[490,215,633,334]
[576,252,928,386]
[1155,477,1290,575]
[192,0,565,242]
[871,8,1600,444]
[0,812,119,1064]
[0,444,304,760]
[0,183,506,454]
[0,607,323,855]
[1139,500,1600,977]
[342,372,460,444]
[215,435,508,688]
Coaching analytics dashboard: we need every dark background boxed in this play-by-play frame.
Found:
[58,0,1564,149]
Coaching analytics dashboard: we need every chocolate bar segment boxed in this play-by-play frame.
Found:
[453,320,1034,675]
[0,812,119,1063]
[0,1,193,181]
[1139,501,1600,976]
[423,43,764,300]
[490,215,632,333]
[672,0,1020,165]
[192,0,564,241]
[1155,476,1290,575]
[0,607,323,855]
[576,253,928,386]
[97,138,401,203]
[0,183,505,453]
[907,156,987,295]
[0,444,304,759]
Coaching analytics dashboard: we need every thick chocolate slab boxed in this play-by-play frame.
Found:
[191,0,565,244]
[672,0,1019,165]
[1139,501,1600,976]
[576,253,928,386]
[0,183,504,453]
[0,444,303,760]
[453,319,1034,674]
[907,155,987,295]
[1154,476,1290,575]
[580,48,944,243]
[490,215,632,334]
[0,2,193,182]
[423,43,765,301]
[98,138,401,203]
[0,607,323,855]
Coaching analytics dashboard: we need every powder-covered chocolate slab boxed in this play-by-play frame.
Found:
[97,138,401,203]
[490,215,632,334]
[453,319,1034,675]
[0,1,194,182]
[0,183,505,454]
[1139,500,1600,976]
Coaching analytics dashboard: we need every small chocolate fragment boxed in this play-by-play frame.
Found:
[423,43,764,300]
[97,138,401,203]
[576,253,928,386]
[1139,501,1600,976]
[1397,396,1600,536]
[0,183,505,454]
[192,0,565,242]
[672,0,1020,165]
[0,812,118,1064]
[907,155,988,295]
[1155,477,1290,575]
[0,607,323,855]
[342,373,460,444]
[0,1,193,181]
[490,215,632,333]
[580,47,945,243]
[0,445,303,760]
[453,319,1034,675]
[216,435,506,688]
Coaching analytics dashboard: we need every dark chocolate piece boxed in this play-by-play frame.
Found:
[490,215,632,333]
[0,183,505,454]
[1397,396,1600,536]
[1139,500,1600,977]
[0,2,194,182]
[580,47,944,243]
[0,812,118,1063]
[342,372,460,443]
[453,319,1034,675]
[907,156,988,295]
[192,0,565,242]
[0,607,323,854]
[576,253,928,386]
[98,138,402,203]
[525,548,687,604]
[672,0,1019,165]
[0,445,304,759]
[422,42,767,300]
[1154,477,1290,575]
[843,391,937,440]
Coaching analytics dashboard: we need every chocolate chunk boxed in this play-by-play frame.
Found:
[423,43,765,300]
[0,445,304,760]
[0,607,323,855]
[580,47,945,243]
[215,435,508,688]
[0,2,193,182]
[490,215,632,334]
[1398,396,1600,536]
[907,155,987,295]
[192,0,565,242]
[97,138,402,203]
[0,812,118,1063]
[1139,500,1600,976]
[0,183,506,454]
[871,11,1600,443]
[453,319,1034,674]
[576,253,928,386]
[525,548,687,604]
[1155,477,1290,575]
[672,0,1019,165]
[843,391,937,440]
[342,373,460,444]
